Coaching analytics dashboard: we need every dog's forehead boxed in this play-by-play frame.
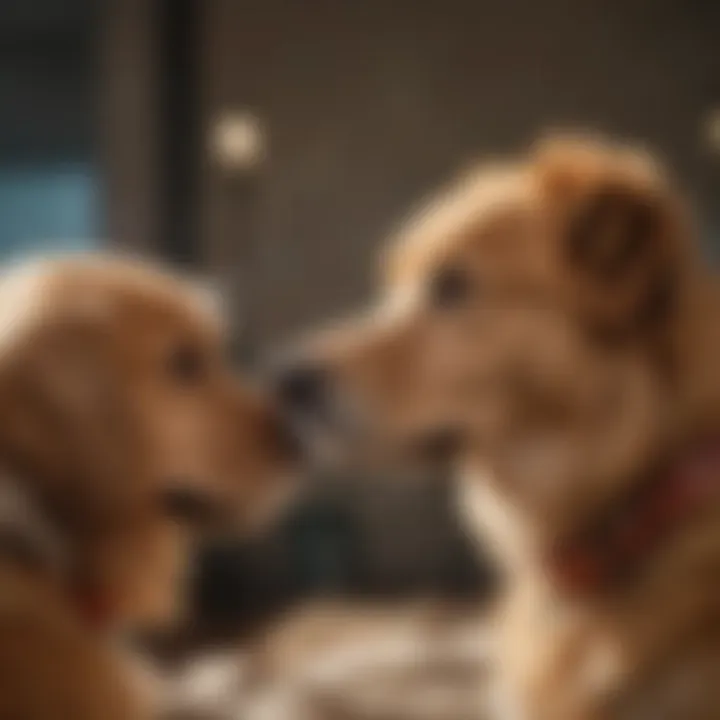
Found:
[384,165,532,286]
[0,258,225,345]
[104,268,226,339]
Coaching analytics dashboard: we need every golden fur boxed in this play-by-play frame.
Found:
[287,136,720,718]
[0,256,294,719]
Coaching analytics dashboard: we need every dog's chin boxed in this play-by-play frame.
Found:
[159,470,301,541]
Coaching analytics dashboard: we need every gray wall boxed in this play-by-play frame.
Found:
[200,0,720,344]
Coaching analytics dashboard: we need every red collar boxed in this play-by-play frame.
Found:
[548,437,720,596]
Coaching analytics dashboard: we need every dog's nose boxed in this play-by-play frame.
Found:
[275,362,328,413]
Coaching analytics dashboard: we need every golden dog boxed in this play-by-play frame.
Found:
[277,136,720,718]
[0,256,295,719]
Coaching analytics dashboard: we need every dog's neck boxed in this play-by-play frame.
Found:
[548,435,720,595]
[461,434,720,626]
[461,272,720,601]
[0,470,118,631]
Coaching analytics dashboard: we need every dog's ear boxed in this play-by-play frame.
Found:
[534,136,692,342]
[0,295,130,523]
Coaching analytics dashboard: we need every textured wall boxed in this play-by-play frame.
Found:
[200,0,720,344]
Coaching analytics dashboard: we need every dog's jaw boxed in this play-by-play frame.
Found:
[456,457,539,580]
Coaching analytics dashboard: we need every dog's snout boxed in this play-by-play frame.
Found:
[275,362,328,412]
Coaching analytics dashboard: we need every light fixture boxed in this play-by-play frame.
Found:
[210,110,266,172]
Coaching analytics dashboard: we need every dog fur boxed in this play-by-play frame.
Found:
[286,136,720,718]
[0,256,294,719]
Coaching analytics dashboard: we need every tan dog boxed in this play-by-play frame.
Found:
[0,256,295,719]
[277,136,720,718]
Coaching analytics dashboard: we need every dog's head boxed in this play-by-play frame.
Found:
[278,136,698,562]
[0,256,296,627]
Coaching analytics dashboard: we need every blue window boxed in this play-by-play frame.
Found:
[0,0,98,261]
[0,164,97,259]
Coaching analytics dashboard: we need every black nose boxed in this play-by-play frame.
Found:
[275,362,327,413]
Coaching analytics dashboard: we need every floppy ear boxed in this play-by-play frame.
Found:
[566,186,661,281]
[534,137,692,342]
[0,306,131,526]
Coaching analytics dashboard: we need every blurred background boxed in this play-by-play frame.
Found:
[1,0,719,653]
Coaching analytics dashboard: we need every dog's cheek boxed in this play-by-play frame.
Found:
[145,399,217,489]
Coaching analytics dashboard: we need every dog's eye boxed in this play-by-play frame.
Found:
[166,343,206,384]
[429,267,471,309]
